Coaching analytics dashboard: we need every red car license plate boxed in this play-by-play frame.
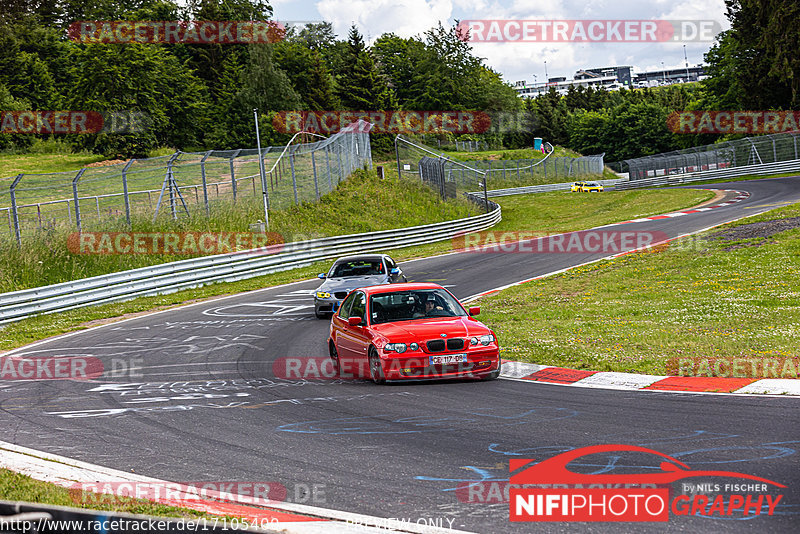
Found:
[429,354,468,365]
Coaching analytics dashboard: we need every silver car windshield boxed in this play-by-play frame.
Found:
[369,289,466,324]
[330,260,384,278]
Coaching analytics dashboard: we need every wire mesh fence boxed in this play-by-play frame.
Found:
[0,120,372,245]
[621,131,800,181]
[416,135,491,152]
[395,135,604,199]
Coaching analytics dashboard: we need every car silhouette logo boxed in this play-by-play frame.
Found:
[509,444,786,487]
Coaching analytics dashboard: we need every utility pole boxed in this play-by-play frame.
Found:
[683,45,690,81]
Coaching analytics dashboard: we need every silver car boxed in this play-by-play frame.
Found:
[314,254,407,318]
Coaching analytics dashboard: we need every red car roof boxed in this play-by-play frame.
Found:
[360,282,444,295]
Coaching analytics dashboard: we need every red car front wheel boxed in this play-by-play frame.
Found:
[369,348,386,385]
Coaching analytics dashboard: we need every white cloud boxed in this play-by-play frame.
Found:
[316,0,453,40]
[302,0,729,84]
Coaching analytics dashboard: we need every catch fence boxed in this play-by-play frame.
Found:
[621,131,800,180]
[395,135,604,200]
[0,120,372,245]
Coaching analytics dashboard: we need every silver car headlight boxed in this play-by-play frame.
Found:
[479,334,495,346]
[384,343,407,353]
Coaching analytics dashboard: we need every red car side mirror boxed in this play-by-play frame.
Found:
[348,317,363,326]
[468,306,480,316]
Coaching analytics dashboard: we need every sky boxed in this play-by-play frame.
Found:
[270,0,730,85]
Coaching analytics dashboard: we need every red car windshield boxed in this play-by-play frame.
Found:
[369,289,466,324]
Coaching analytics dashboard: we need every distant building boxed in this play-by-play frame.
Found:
[514,64,705,98]
[633,66,705,85]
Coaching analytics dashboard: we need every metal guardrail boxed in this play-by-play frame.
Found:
[478,177,626,197]
[614,159,800,190]
[0,203,501,324]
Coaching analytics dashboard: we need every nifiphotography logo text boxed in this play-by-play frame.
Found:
[508,444,786,522]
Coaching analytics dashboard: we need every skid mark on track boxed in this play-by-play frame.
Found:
[276,407,578,435]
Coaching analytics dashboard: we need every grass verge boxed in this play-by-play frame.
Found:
[0,153,107,178]
[0,188,712,352]
[0,169,477,292]
[478,202,800,376]
[0,468,208,520]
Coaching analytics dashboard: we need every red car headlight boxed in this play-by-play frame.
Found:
[384,343,407,353]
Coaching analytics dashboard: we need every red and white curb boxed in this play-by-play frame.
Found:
[612,189,751,225]
[500,361,800,396]
[0,440,472,534]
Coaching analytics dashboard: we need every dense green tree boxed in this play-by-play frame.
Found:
[336,25,382,111]
[0,82,34,151]
[306,51,339,111]
[207,43,298,148]
[67,43,208,156]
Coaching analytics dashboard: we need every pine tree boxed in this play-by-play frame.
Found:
[307,52,339,111]
[337,25,381,111]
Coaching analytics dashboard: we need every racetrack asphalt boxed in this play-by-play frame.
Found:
[2,177,800,533]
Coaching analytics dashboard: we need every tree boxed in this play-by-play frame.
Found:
[306,51,339,111]
[67,43,208,156]
[0,82,34,151]
[207,43,299,149]
[699,0,796,110]
[336,25,382,111]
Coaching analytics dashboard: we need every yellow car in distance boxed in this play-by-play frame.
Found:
[570,181,587,192]
[579,182,604,193]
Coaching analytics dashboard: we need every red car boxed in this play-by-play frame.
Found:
[328,283,501,383]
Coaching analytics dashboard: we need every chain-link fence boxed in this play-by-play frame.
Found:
[621,131,800,181]
[0,120,372,245]
[416,135,491,152]
[395,135,604,198]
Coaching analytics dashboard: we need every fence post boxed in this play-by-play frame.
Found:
[395,136,402,180]
[325,145,333,191]
[771,136,777,162]
[289,146,298,205]
[121,159,134,225]
[794,134,798,160]
[200,150,212,217]
[311,148,320,200]
[10,174,23,245]
[229,149,241,201]
[72,169,86,232]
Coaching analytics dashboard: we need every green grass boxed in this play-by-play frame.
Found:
[442,146,581,161]
[0,186,712,352]
[662,171,800,187]
[0,169,478,293]
[477,202,800,375]
[0,468,210,519]
[0,153,106,178]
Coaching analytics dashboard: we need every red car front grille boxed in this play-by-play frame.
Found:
[426,338,465,352]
